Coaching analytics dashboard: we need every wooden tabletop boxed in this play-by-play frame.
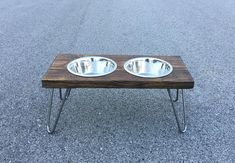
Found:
[42,54,194,89]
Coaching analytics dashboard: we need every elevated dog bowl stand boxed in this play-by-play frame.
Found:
[42,54,194,134]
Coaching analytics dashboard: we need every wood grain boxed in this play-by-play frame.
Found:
[42,54,194,89]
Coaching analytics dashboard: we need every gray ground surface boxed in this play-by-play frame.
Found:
[0,0,235,162]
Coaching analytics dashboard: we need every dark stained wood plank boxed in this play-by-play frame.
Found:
[42,54,194,89]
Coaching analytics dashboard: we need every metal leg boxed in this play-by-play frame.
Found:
[173,89,179,102]
[47,88,71,134]
[59,88,71,100]
[167,89,187,133]
[59,88,63,100]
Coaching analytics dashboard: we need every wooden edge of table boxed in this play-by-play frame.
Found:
[42,54,194,89]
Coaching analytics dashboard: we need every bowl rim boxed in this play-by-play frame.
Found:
[123,57,173,78]
[67,56,117,77]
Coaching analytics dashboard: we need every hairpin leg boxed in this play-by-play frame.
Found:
[47,88,71,134]
[173,89,179,102]
[167,89,187,133]
[59,88,71,100]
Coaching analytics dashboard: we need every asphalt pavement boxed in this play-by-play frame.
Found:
[0,0,235,162]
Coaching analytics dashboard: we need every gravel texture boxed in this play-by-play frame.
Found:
[0,0,235,162]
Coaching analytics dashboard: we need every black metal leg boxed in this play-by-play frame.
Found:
[167,89,187,133]
[173,89,179,102]
[59,88,71,101]
[47,88,71,134]
[59,88,63,100]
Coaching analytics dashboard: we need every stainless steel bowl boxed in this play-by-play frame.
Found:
[124,57,173,78]
[67,56,117,77]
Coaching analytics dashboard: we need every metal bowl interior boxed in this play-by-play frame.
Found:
[124,57,173,78]
[67,56,117,77]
